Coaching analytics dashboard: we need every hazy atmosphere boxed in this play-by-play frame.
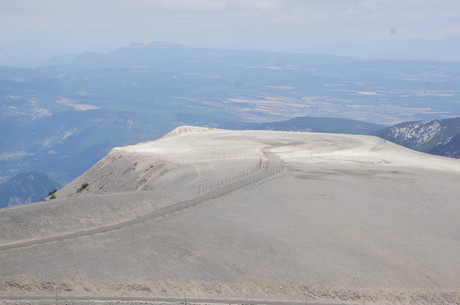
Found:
[1,0,460,66]
[2,1,460,305]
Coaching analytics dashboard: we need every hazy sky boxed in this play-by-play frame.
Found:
[1,0,459,65]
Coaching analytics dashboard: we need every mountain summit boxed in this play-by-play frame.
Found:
[375,117,460,158]
[1,128,459,304]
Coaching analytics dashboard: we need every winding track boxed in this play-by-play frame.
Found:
[0,147,283,252]
[0,294,341,305]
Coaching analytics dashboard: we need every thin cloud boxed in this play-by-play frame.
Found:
[0,0,459,62]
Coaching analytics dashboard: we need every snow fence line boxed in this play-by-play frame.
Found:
[0,151,284,251]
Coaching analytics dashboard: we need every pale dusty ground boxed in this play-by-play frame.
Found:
[1,127,460,305]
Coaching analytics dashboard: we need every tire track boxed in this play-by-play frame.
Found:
[0,294,337,305]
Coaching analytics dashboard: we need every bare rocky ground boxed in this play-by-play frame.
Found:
[1,127,460,305]
[0,302,176,305]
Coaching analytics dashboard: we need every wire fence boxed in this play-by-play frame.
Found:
[0,151,284,251]
[280,139,388,165]
[0,138,394,249]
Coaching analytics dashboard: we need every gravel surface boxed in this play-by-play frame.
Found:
[1,127,459,305]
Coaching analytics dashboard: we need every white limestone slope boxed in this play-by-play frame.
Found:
[54,126,460,198]
[1,127,459,305]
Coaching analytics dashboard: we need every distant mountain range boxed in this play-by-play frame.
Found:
[68,41,356,70]
[374,117,460,159]
[0,171,61,208]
